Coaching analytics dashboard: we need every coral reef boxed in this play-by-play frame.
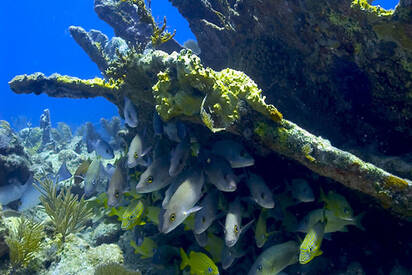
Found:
[9,47,411,217]
[94,0,181,53]
[45,234,124,275]
[169,0,412,157]
[0,121,32,187]
[0,205,9,258]
[94,262,141,275]
[39,109,54,149]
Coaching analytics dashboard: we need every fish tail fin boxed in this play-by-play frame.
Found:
[130,240,139,254]
[355,212,366,231]
[180,248,189,270]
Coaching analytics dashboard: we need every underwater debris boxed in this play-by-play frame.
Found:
[5,217,44,269]
[36,177,93,242]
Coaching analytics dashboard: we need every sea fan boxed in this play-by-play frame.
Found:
[36,177,93,242]
[5,217,44,268]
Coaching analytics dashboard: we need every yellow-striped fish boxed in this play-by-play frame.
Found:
[299,221,325,264]
[121,199,146,230]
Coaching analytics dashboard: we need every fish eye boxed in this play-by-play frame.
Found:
[257,264,263,271]
[260,192,265,199]
[234,224,239,234]
[308,246,313,252]
[129,215,135,220]
[202,216,206,223]
[169,213,176,222]
[343,207,350,214]
[146,176,153,183]
[134,152,139,159]
[115,191,119,198]
[106,149,109,153]
[207,267,213,273]
[240,150,247,157]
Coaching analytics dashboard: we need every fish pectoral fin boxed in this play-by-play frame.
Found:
[184,206,203,216]
[218,221,227,234]
[141,146,153,157]
[240,219,255,235]
[315,249,323,256]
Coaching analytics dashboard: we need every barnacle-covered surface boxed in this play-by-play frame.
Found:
[170,0,412,156]
[8,47,411,217]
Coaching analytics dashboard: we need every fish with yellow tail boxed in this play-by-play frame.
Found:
[130,237,157,259]
[320,188,354,221]
[180,248,219,275]
[120,199,146,230]
[248,241,299,275]
[299,221,326,264]
[255,208,278,248]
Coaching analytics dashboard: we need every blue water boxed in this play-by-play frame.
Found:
[0,0,194,129]
[0,0,398,129]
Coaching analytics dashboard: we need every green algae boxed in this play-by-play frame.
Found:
[351,0,395,17]
[153,50,283,132]
[56,75,121,91]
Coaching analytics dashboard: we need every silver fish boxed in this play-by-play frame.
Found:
[224,199,254,247]
[88,138,114,159]
[160,170,204,234]
[291,178,314,203]
[84,158,108,197]
[169,140,190,177]
[162,174,184,209]
[18,181,40,211]
[247,173,275,209]
[194,189,219,234]
[164,121,187,142]
[194,231,208,247]
[124,96,138,128]
[248,241,299,275]
[107,157,128,207]
[222,240,247,270]
[0,176,31,205]
[135,155,172,193]
[127,134,151,168]
[211,140,254,168]
[204,155,237,192]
